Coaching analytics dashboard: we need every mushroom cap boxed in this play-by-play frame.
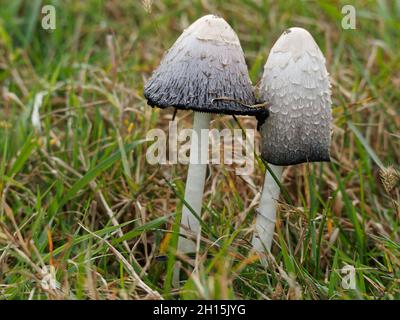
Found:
[144,15,266,117]
[259,27,332,165]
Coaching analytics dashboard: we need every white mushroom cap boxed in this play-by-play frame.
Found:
[144,15,266,116]
[174,14,241,46]
[259,27,332,165]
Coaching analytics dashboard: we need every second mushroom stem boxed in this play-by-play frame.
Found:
[178,111,211,254]
[252,164,283,254]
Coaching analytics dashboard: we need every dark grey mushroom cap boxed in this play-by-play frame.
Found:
[259,27,332,166]
[144,15,267,117]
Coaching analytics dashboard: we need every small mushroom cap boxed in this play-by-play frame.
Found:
[259,27,332,165]
[144,15,266,117]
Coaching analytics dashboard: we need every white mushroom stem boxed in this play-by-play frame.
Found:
[178,111,211,253]
[173,112,211,287]
[252,164,283,254]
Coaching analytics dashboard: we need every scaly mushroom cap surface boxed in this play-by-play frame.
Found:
[259,27,332,165]
[144,15,266,117]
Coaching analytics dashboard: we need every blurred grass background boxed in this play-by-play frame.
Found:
[0,0,399,299]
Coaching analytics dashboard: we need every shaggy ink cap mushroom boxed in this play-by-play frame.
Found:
[259,27,332,165]
[144,15,267,117]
